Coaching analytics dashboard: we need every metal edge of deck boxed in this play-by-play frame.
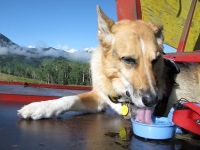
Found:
[0,93,61,102]
[164,52,200,62]
[0,81,92,102]
[116,0,142,21]
[0,81,92,90]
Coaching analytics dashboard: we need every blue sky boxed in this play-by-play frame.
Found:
[0,0,175,52]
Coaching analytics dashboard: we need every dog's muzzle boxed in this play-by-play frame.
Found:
[142,94,158,107]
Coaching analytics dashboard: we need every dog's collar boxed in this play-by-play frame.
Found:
[108,91,134,105]
[108,94,134,117]
[108,95,122,103]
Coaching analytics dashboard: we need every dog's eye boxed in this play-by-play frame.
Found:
[152,56,160,65]
[121,57,136,65]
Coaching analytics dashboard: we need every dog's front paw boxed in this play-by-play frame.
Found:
[18,101,58,120]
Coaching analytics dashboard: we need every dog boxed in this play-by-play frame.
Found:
[18,6,166,124]
[164,62,200,116]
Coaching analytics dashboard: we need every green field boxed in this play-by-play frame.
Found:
[0,73,45,84]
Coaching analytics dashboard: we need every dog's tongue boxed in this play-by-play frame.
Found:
[135,107,153,124]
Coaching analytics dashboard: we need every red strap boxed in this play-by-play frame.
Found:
[172,102,200,135]
[183,102,200,115]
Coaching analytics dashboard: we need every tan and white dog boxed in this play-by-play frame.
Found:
[165,62,200,116]
[18,6,166,123]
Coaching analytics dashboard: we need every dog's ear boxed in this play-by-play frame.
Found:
[97,6,115,48]
[164,58,180,74]
[148,22,164,50]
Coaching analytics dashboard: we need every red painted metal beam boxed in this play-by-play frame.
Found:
[0,93,60,102]
[116,0,142,21]
[177,0,197,52]
[0,81,92,102]
[164,51,200,62]
[0,81,92,91]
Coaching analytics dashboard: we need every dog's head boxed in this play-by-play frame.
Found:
[96,6,164,108]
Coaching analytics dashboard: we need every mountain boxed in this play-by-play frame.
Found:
[0,33,94,62]
[0,33,18,47]
[0,33,92,85]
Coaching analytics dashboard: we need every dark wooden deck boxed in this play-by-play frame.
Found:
[0,83,200,149]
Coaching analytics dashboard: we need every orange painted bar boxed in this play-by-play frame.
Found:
[0,81,92,90]
[0,81,92,101]
[177,0,197,52]
[164,52,200,62]
[116,0,142,21]
[0,93,60,102]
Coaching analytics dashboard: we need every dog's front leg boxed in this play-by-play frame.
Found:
[18,96,83,120]
[18,91,103,120]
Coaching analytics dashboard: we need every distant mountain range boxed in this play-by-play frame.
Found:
[0,33,94,62]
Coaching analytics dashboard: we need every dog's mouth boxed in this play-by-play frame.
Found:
[135,107,154,124]
[134,95,158,124]
[129,92,158,124]
[125,89,158,124]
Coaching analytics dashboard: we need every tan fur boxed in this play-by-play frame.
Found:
[18,6,165,120]
[165,63,200,116]
[91,7,164,108]
[78,91,102,109]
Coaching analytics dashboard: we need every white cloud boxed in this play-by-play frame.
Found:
[27,45,35,48]
[0,47,8,55]
[64,48,77,53]
[67,49,91,62]
[55,44,69,50]
[0,41,93,62]
[36,41,48,48]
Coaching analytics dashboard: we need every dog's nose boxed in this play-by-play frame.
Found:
[142,94,158,107]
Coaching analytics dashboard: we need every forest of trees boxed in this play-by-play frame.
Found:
[0,56,92,86]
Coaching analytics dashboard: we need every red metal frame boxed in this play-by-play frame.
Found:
[164,51,200,62]
[0,81,91,101]
[177,0,197,52]
[0,81,92,90]
[116,0,142,20]
[0,93,60,102]
[116,0,200,62]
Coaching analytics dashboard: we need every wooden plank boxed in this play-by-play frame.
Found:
[140,0,200,52]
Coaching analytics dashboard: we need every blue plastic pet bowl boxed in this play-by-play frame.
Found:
[131,116,176,140]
